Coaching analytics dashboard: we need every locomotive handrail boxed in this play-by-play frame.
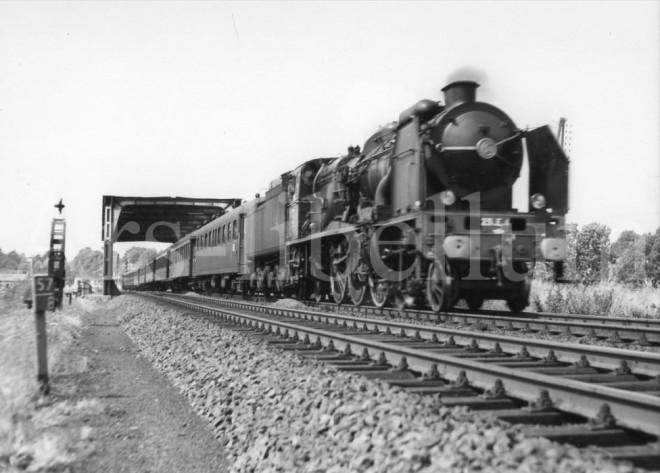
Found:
[437,131,522,153]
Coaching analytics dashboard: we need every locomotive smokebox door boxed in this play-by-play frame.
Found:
[526,126,570,213]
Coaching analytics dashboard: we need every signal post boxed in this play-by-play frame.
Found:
[25,200,67,395]
[32,275,55,395]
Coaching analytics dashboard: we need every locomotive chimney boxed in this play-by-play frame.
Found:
[441,81,479,109]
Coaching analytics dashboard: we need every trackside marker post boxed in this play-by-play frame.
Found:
[32,275,54,395]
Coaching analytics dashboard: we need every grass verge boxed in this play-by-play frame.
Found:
[0,282,98,472]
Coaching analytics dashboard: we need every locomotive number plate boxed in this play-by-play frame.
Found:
[481,217,510,227]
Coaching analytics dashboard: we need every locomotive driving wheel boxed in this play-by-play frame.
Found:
[348,270,368,306]
[369,276,389,308]
[330,241,348,304]
[426,259,453,312]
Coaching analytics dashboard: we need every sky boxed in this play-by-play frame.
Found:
[1,1,658,259]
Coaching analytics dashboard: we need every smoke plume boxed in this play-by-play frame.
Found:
[445,66,489,86]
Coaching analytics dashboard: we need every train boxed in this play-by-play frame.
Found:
[122,79,569,313]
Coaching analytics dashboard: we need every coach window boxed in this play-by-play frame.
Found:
[233,220,238,239]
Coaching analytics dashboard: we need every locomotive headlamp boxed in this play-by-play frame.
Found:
[439,190,456,206]
[530,193,547,210]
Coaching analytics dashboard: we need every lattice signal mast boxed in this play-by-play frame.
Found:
[48,203,66,309]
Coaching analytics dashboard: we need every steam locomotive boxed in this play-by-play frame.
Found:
[122,80,569,312]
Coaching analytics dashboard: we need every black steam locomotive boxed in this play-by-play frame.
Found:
[123,80,569,313]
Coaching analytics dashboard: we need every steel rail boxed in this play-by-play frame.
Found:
[316,302,660,327]
[456,308,660,328]
[167,293,660,377]
[364,305,660,328]
[144,293,660,437]
[318,303,660,344]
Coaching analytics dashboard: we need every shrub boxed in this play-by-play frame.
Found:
[530,280,659,318]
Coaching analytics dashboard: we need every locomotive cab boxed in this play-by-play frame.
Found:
[284,158,333,239]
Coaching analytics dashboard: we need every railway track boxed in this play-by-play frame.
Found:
[316,302,660,346]
[136,292,660,468]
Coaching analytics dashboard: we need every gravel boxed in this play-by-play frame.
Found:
[112,295,639,473]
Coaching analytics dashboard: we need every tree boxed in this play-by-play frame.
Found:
[611,230,638,260]
[0,250,25,271]
[562,223,579,281]
[646,228,660,286]
[68,247,104,279]
[32,251,50,274]
[575,223,611,285]
[120,247,160,272]
[612,230,647,286]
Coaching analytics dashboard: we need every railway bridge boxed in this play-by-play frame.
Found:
[101,195,241,295]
